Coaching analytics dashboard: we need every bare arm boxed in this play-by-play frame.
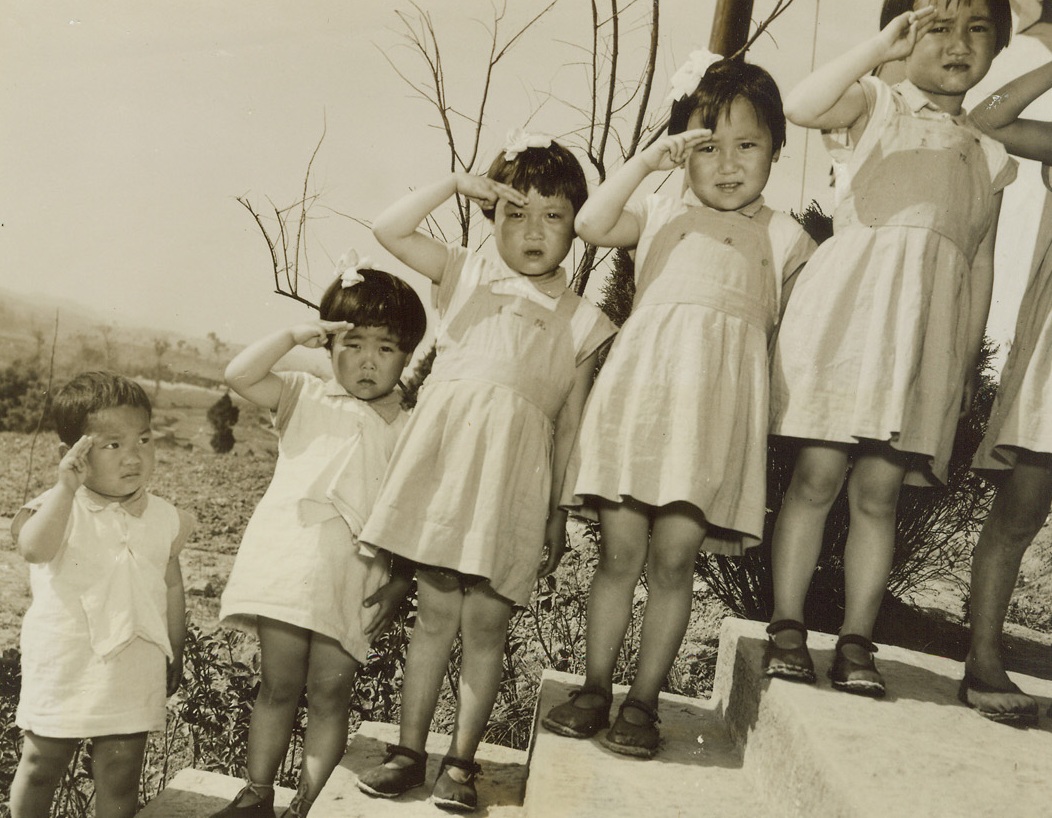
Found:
[538,347,603,578]
[962,192,1002,413]
[373,173,526,283]
[971,61,1052,163]
[575,129,711,247]
[166,509,192,696]
[783,7,934,131]
[224,321,351,410]
[15,435,93,563]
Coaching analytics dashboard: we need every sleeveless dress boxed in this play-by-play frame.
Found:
[770,78,1017,485]
[974,166,1052,471]
[359,246,617,605]
[220,372,406,663]
[570,191,815,554]
[16,488,188,738]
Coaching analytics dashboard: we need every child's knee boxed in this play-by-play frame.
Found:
[306,670,355,713]
[646,553,695,591]
[789,463,843,507]
[259,673,303,706]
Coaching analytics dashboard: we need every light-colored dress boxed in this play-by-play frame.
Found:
[974,166,1052,470]
[220,372,406,663]
[16,488,190,738]
[359,246,617,605]
[570,191,815,554]
[770,78,1017,485]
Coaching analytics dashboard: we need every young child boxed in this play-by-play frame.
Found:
[355,137,617,811]
[962,54,1052,726]
[541,57,816,758]
[763,0,1016,697]
[212,258,427,818]
[10,371,193,818]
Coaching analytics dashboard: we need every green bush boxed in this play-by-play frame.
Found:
[0,361,51,435]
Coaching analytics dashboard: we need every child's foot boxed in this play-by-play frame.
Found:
[599,698,660,758]
[277,791,314,818]
[762,620,816,684]
[356,744,428,798]
[958,662,1039,727]
[210,781,275,817]
[542,685,612,738]
[829,634,885,698]
[430,756,482,813]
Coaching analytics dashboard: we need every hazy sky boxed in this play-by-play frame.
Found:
[3,0,1034,354]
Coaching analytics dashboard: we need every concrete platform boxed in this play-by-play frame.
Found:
[308,721,528,817]
[142,618,1052,817]
[527,670,765,818]
[137,769,296,817]
[715,618,1052,818]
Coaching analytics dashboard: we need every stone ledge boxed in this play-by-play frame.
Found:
[137,768,296,817]
[309,720,528,817]
[715,617,1052,818]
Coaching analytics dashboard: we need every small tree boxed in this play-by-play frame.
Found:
[206,392,240,454]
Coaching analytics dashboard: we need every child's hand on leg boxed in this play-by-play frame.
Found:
[537,511,569,578]
[363,575,412,641]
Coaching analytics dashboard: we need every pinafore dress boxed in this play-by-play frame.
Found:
[770,78,1016,485]
[571,193,813,554]
[975,166,1052,471]
[360,247,615,605]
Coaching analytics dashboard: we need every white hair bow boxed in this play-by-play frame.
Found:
[333,249,373,289]
[503,128,552,161]
[667,49,723,102]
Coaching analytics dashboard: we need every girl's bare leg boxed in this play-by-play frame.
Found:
[392,571,464,762]
[446,583,514,771]
[91,732,149,818]
[10,732,79,818]
[965,453,1052,712]
[299,634,361,802]
[840,445,908,661]
[243,618,310,795]
[770,443,850,647]
[580,498,651,703]
[626,502,707,711]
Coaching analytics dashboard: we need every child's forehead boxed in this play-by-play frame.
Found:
[925,0,990,17]
[507,189,574,209]
[84,405,151,435]
[342,324,401,341]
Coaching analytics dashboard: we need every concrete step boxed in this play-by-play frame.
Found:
[308,721,528,817]
[715,618,1052,818]
[137,769,296,817]
[527,670,765,817]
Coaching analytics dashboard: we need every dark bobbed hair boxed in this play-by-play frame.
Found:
[880,0,1011,54]
[52,371,152,447]
[668,59,786,150]
[319,268,427,354]
[480,140,588,221]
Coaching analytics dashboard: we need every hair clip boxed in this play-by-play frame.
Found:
[333,248,372,289]
[503,128,552,161]
[667,49,723,102]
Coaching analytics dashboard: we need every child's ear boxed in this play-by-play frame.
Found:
[771,147,781,163]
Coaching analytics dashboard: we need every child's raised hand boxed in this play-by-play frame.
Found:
[641,128,712,172]
[879,5,936,64]
[57,435,93,492]
[454,172,528,212]
[290,320,353,349]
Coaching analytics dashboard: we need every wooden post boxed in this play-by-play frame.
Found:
[708,0,754,56]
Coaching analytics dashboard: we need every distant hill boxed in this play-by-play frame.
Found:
[0,286,329,385]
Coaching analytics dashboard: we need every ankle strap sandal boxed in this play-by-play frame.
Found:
[431,755,483,812]
[356,743,429,799]
[762,619,816,684]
